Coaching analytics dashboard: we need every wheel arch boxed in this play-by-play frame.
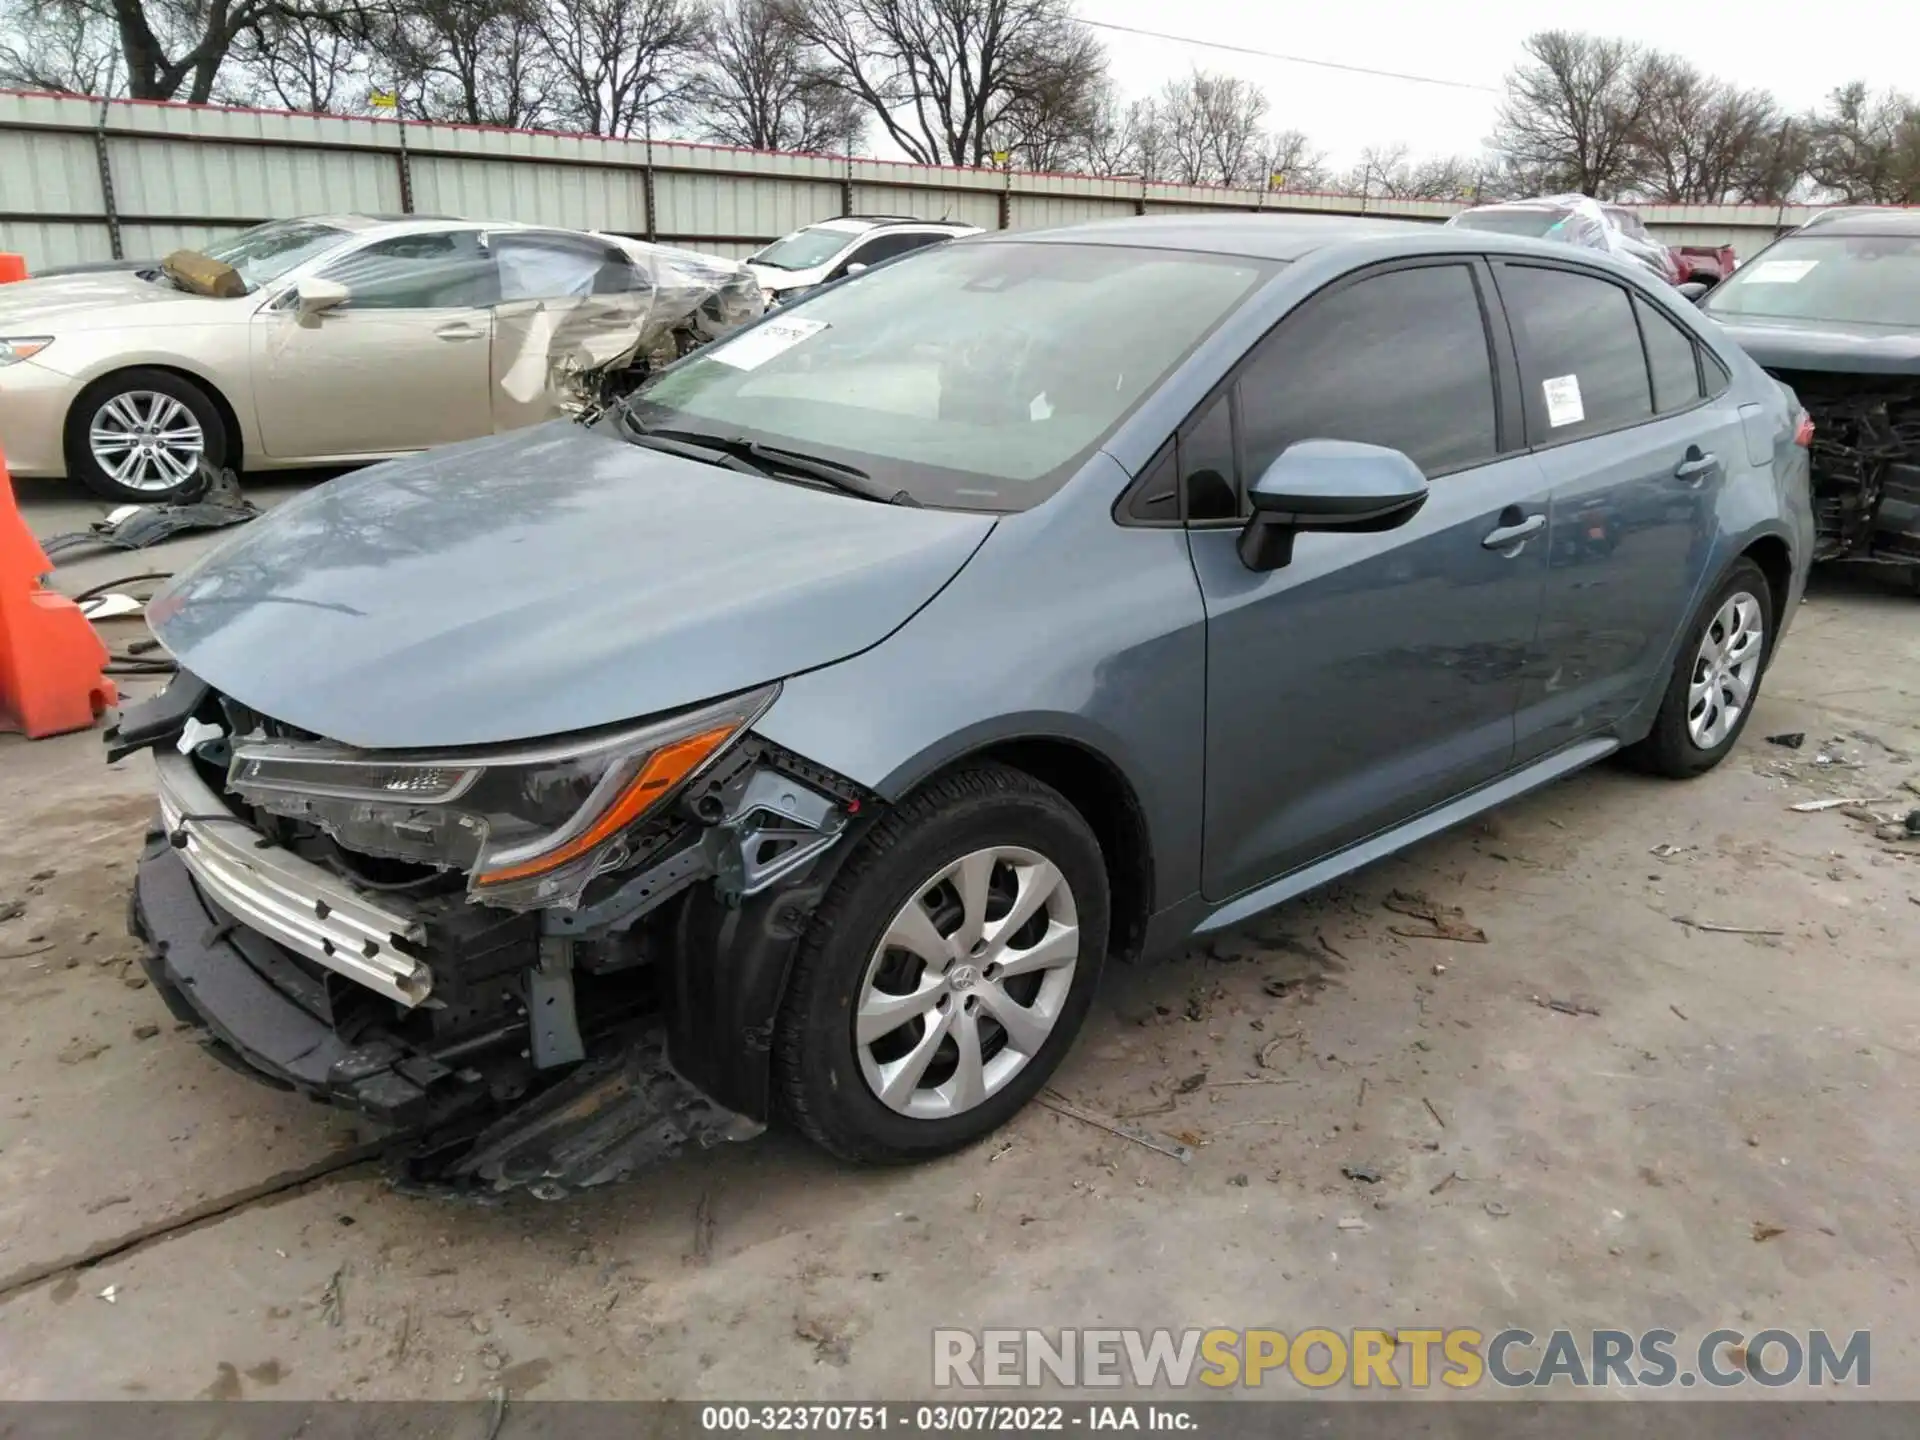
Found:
[64,362,246,475]
[896,733,1156,966]
[1742,532,1794,640]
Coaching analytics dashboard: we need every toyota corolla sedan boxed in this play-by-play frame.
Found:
[114,215,1813,1194]
[0,214,761,502]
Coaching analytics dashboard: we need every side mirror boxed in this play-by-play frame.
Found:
[844,262,868,277]
[1238,439,1429,572]
[293,276,349,319]
[1676,280,1711,305]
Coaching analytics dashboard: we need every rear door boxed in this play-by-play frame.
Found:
[1187,258,1554,900]
[1494,260,1738,760]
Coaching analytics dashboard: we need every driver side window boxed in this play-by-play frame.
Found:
[314,231,499,309]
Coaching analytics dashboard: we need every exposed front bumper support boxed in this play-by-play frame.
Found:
[155,751,433,1007]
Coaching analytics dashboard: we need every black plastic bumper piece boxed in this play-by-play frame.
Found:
[131,836,482,1126]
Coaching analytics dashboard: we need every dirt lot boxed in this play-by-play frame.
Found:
[2,479,1917,1401]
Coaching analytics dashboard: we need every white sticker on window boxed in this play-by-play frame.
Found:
[709,316,829,370]
[1542,373,1585,428]
[1742,259,1818,284]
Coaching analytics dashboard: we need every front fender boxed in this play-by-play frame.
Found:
[752,458,1209,911]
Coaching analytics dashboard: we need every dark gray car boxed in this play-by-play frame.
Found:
[1698,208,1920,566]
[116,215,1814,1192]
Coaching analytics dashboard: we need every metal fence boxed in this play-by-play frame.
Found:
[0,89,1818,271]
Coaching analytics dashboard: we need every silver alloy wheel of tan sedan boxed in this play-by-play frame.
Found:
[88,390,206,493]
[1686,589,1766,749]
[855,845,1079,1119]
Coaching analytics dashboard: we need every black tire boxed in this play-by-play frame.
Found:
[65,368,228,503]
[775,764,1109,1164]
[1627,558,1774,778]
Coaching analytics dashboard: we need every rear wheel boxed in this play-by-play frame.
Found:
[1628,558,1773,777]
[775,765,1107,1163]
[66,368,227,503]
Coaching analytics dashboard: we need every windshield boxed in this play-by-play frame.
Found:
[193,219,349,291]
[1703,234,1920,327]
[623,241,1273,511]
[1449,209,1566,238]
[750,226,863,272]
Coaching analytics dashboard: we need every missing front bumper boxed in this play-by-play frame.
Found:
[132,837,760,1196]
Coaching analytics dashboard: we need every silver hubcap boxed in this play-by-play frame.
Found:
[89,390,204,492]
[1687,590,1765,749]
[855,846,1079,1120]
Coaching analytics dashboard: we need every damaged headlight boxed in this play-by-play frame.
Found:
[228,685,777,909]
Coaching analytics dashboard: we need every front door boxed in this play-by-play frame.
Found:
[250,230,498,459]
[1491,261,1734,759]
[1190,259,1553,901]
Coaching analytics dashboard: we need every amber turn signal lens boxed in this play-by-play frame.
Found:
[475,722,737,886]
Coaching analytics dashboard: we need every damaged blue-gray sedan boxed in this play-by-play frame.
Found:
[115,215,1814,1195]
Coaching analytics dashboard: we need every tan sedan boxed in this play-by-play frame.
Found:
[0,214,761,501]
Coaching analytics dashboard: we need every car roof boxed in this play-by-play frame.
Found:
[1795,208,1920,238]
[979,212,1694,275]
[985,213,1445,262]
[799,216,977,236]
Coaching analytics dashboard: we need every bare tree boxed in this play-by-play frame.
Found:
[689,0,861,152]
[1627,54,1783,202]
[790,0,1105,168]
[985,24,1104,170]
[0,0,121,91]
[1156,68,1269,185]
[1493,30,1651,197]
[535,0,708,137]
[1262,129,1328,191]
[225,6,364,110]
[376,0,551,126]
[1803,83,1920,204]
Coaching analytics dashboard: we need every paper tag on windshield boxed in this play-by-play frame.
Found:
[1743,259,1818,284]
[709,316,828,370]
[1542,374,1584,428]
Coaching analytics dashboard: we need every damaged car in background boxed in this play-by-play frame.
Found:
[1702,209,1920,572]
[113,216,1810,1198]
[0,214,762,502]
[1446,195,1682,285]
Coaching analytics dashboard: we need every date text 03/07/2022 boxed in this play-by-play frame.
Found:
[698,1404,1196,1432]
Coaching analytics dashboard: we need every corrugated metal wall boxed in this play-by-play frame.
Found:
[0,90,1816,271]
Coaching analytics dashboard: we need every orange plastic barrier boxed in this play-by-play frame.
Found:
[0,254,26,284]
[0,449,118,737]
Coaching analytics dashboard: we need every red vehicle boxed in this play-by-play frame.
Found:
[1671,244,1738,286]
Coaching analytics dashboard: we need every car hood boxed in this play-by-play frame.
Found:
[0,269,223,331]
[1709,313,1920,376]
[746,264,808,293]
[151,423,996,748]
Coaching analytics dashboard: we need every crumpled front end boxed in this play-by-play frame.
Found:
[116,670,869,1198]
[1770,369,1920,563]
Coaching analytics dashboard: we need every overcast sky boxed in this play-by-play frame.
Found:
[1079,0,1909,174]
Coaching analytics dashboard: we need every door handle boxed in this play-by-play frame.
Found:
[1673,448,1719,485]
[1482,513,1546,551]
[434,322,483,341]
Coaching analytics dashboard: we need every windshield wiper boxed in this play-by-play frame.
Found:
[646,428,920,507]
[616,412,770,476]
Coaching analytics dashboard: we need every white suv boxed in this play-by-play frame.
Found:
[746,216,981,303]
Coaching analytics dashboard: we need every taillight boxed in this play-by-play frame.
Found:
[1794,410,1815,448]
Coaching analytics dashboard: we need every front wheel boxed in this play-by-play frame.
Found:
[66,368,228,503]
[1628,558,1774,778]
[775,765,1108,1163]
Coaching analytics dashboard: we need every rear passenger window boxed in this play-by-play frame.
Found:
[1499,264,1653,442]
[1237,263,1499,481]
[1636,295,1704,413]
